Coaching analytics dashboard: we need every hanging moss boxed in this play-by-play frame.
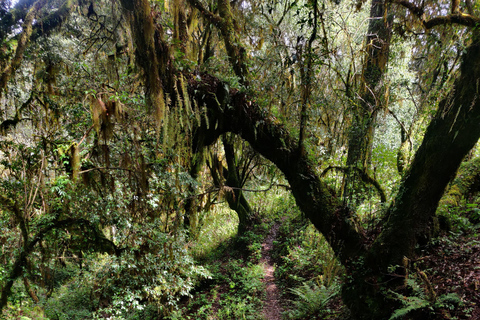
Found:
[69,143,80,181]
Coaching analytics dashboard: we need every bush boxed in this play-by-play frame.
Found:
[44,283,96,320]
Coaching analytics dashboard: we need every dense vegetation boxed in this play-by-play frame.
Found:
[1,0,480,319]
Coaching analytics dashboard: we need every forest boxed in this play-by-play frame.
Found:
[1,0,480,319]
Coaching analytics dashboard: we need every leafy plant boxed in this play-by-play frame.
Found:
[389,278,462,319]
[285,279,340,319]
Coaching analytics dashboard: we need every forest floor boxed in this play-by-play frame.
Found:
[419,231,480,319]
[185,209,480,320]
[261,222,283,320]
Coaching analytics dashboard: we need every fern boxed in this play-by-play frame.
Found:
[389,279,462,320]
[389,294,430,320]
[286,280,340,319]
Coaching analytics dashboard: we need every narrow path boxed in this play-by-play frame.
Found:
[261,222,283,320]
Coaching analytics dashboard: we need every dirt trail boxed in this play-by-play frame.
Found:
[261,222,283,320]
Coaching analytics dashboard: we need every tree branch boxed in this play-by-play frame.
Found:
[187,0,248,84]
[187,0,223,26]
[424,13,480,29]
[188,73,366,263]
[392,0,480,29]
[0,0,47,95]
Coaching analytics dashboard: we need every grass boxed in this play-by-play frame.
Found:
[189,205,239,259]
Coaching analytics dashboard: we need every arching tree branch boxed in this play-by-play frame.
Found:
[392,0,480,29]
[188,73,367,264]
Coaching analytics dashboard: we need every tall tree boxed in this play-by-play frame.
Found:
[344,0,393,204]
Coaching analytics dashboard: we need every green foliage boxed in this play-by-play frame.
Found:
[285,280,340,319]
[215,295,260,320]
[190,205,239,258]
[389,278,462,319]
[178,200,271,320]
[180,255,265,319]
[439,199,480,233]
[44,282,96,320]
[39,226,211,319]
[275,218,342,289]
[90,229,211,318]
[3,303,48,320]
[1,0,480,319]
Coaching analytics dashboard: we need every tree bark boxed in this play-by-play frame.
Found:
[369,35,480,271]
[344,0,392,204]
[186,34,480,316]
[188,74,367,264]
[222,138,254,235]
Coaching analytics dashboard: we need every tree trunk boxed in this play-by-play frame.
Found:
[345,34,480,319]
[188,73,366,264]
[207,138,254,235]
[369,34,480,271]
[187,34,480,315]
[222,138,253,235]
[344,0,392,204]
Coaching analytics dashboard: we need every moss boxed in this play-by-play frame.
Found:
[437,157,480,224]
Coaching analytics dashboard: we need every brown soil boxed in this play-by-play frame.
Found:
[261,222,283,320]
[419,233,480,319]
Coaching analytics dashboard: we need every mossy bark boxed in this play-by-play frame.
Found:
[222,138,253,235]
[438,156,480,207]
[344,0,392,203]
[119,0,168,123]
[0,0,46,94]
[206,138,253,235]
[188,73,366,264]
[368,35,480,272]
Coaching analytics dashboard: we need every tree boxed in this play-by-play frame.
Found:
[343,0,392,205]
[1,0,480,318]
[122,0,480,317]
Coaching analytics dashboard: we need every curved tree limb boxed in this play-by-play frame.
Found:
[188,73,367,264]
[119,2,480,316]
[392,0,480,29]
[424,13,480,29]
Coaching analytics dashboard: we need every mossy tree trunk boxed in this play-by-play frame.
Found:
[437,156,480,219]
[221,138,254,235]
[186,37,480,318]
[344,0,393,204]
[207,137,254,235]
